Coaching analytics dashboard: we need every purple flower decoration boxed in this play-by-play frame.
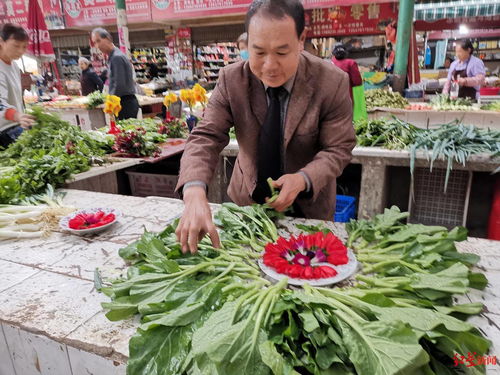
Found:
[311,250,326,264]
[292,253,311,266]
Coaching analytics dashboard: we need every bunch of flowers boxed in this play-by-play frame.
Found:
[179,89,197,113]
[69,211,116,230]
[163,92,178,122]
[103,95,122,135]
[103,95,122,117]
[112,127,160,157]
[262,232,349,280]
[192,83,208,108]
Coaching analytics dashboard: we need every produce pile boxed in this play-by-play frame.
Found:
[0,186,73,239]
[354,118,422,149]
[365,89,408,111]
[410,122,500,191]
[430,94,473,111]
[86,91,107,109]
[103,118,188,157]
[101,203,490,375]
[481,101,500,112]
[355,118,500,190]
[0,108,109,204]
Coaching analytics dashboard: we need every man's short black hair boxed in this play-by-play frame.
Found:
[0,23,29,42]
[92,27,113,42]
[245,0,305,39]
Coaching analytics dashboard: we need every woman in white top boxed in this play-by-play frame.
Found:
[0,23,35,148]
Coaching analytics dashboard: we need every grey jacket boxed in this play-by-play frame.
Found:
[108,47,136,97]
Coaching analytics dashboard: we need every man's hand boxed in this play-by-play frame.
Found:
[267,173,307,212]
[457,77,467,86]
[14,113,35,129]
[175,186,221,254]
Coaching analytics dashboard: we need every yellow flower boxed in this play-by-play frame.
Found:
[163,92,178,107]
[103,95,122,116]
[193,83,206,95]
[180,89,196,108]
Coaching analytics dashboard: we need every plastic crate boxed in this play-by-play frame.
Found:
[126,171,179,198]
[334,195,356,223]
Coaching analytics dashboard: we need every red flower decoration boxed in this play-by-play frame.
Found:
[262,232,348,280]
[68,211,115,230]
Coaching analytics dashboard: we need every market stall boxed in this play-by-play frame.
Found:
[0,190,498,374]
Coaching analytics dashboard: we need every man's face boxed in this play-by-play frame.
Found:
[91,33,112,54]
[0,37,28,61]
[248,13,305,87]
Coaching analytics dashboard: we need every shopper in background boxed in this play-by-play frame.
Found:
[331,43,362,102]
[146,62,159,81]
[175,0,355,253]
[78,57,103,96]
[237,32,249,60]
[0,23,35,148]
[443,39,485,101]
[91,28,139,119]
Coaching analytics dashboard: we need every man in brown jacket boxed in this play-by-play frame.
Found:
[175,0,356,253]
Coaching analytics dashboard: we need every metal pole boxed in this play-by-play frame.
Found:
[392,0,415,94]
[115,0,130,58]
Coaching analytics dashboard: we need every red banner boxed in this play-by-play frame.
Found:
[0,0,64,29]
[150,0,395,21]
[305,3,398,37]
[63,0,151,27]
[151,0,250,21]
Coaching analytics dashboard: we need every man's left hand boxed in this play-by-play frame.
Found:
[457,77,467,86]
[267,173,306,212]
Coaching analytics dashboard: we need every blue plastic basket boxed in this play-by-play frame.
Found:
[334,195,356,223]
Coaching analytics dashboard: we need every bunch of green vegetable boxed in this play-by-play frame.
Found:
[85,91,107,109]
[116,118,169,144]
[480,101,500,112]
[430,94,473,111]
[101,203,491,375]
[0,107,108,203]
[410,121,500,191]
[365,89,408,111]
[354,117,422,149]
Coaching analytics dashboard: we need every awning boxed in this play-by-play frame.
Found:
[414,0,500,21]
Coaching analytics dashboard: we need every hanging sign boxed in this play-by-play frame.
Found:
[63,0,151,27]
[305,3,398,37]
[0,0,65,29]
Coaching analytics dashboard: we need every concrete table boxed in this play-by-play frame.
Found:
[368,107,500,130]
[0,190,498,375]
[217,142,499,221]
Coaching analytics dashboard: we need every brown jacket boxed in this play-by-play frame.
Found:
[176,51,356,220]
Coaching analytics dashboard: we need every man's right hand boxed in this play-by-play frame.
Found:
[175,186,221,254]
[14,113,35,129]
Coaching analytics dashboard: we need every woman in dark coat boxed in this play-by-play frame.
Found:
[79,57,104,95]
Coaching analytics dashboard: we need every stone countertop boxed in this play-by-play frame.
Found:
[0,190,499,371]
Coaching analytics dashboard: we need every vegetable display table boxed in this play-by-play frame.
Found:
[0,190,498,374]
[216,142,499,225]
[368,107,500,130]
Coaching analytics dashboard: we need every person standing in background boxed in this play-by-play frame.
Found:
[0,23,35,148]
[78,57,104,96]
[91,28,139,119]
[331,44,362,102]
[443,39,485,101]
[237,32,249,60]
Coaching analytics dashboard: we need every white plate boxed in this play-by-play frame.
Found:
[59,207,120,235]
[258,249,358,286]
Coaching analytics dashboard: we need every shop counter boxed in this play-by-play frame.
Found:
[0,190,498,374]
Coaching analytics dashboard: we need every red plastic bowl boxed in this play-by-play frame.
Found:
[480,87,500,96]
